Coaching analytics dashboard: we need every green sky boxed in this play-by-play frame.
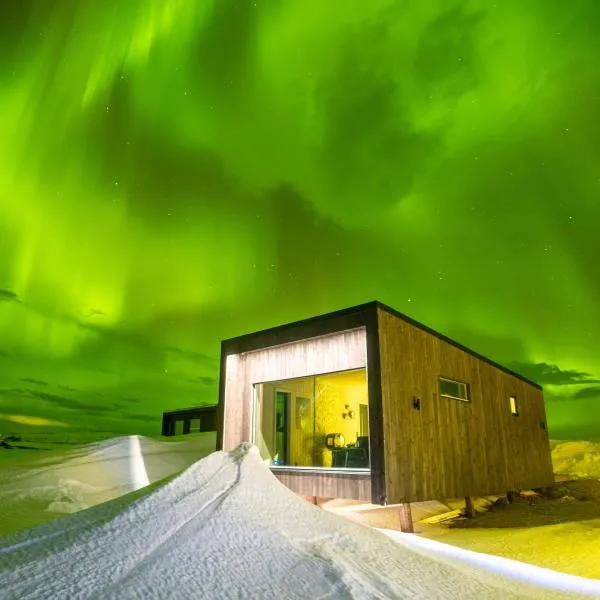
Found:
[0,0,599,439]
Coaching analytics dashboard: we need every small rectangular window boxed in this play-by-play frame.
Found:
[509,395,519,416]
[439,377,469,401]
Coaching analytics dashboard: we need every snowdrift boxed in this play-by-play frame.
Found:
[0,434,215,536]
[1,444,599,600]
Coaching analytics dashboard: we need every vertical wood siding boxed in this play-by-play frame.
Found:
[378,308,553,503]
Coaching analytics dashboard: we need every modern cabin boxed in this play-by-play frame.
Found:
[216,301,553,527]
[162,405,218,437]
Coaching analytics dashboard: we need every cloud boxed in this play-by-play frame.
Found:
[15,389,116,415]
[122,413,159,423]
[186,376,218,386]
[507,361,600,386]
[1,388,28,394]
[120,397,141,404]
[88,367,120,375]
[166,346,219,365]
[20,378,48,386]
[58,385,79,392]
[571,386,600,400]
[309,19,442,224]
[0,288,20,303]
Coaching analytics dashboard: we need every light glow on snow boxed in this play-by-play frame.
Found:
[381,529,600,597]
[128,435,150,490]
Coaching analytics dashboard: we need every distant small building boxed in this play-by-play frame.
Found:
[162,405,217,437]
[216,300,554,531]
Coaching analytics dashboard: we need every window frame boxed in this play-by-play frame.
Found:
[438,376,470,402]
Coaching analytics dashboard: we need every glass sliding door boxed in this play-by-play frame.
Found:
[253,368,369,470]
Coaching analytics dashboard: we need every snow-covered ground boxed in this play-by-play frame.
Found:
[0,432,215,536]
[321,441,600,580]
[1,443,600,600]
[1,435,600,597]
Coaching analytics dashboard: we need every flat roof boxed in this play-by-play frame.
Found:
[163,405,217,416]
[221,300,542,390]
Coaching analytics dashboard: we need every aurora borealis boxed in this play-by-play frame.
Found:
[0,1,598,439]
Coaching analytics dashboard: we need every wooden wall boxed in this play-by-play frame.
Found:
[221,327,368,451]
[378,308,554,503]
[272,469,372,501]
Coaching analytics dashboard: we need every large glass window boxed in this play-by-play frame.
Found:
[253,368,370,469]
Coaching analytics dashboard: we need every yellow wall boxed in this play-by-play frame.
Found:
[255,369,368,467]
[313,370,368,467]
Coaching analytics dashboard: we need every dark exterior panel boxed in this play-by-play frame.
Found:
[162,405,218,437]
[365,308,386,505]
[216,342,227,451]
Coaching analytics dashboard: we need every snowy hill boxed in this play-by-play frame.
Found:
[1,444,599,600]
[0,433,215,536]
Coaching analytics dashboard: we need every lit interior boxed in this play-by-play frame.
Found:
[253,368,369,469]
[509,396,518,415]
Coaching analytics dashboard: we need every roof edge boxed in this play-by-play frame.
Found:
[163,404,218,416]
[221,300,542,391]
[221,301,377,347]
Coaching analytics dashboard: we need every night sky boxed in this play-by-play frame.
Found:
[1,1,598,439]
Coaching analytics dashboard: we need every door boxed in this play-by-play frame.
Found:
[274,390,291,465]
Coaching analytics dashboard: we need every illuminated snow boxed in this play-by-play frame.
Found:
[127,435,150,490]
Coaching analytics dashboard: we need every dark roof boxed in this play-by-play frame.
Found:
[221,300,542,390]
[163,404,217,416]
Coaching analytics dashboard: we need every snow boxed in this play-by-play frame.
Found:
[0,433,215,536]
[322,481,600,579]
[1,443,599,599]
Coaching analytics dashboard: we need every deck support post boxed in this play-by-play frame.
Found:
[399,503,414,533]
[506,491,517,504]
[464,496,474,519]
